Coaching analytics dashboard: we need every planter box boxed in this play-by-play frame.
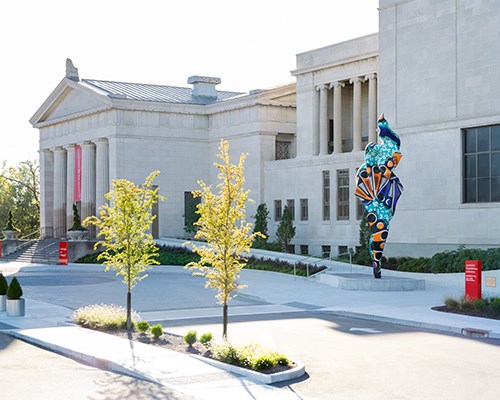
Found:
[0,294,6,312]
[2,230,19,240]
[6,298,25,317]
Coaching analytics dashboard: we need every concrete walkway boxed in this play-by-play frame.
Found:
[1,248,500,399]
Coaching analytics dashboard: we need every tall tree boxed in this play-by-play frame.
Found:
[252,203,269,247]
[186,139,262,340]
[83,171,164,331]
[0,160,39,236]
[276,205,296,252]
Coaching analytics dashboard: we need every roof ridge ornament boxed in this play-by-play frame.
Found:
[66,58,80,82]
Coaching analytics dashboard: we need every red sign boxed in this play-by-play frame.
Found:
[465,260,482,300]
[59,241,68,265]
[74,145,82,202]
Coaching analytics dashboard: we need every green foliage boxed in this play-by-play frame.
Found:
[186,139,263,340]
[444,296,459,308]
[491,298,500,314]
[460,296,473,309]
[83,171,165,331]
[69,204,86,231]
[474,298,487,310]
[275,205,296,252]
[211,342,291,372]
[5,210,16,231]
[72,304,139,330]
[183,196,201,234]
[183,330,197,347]
[397,257,432,273]
[442,295,500,317]
[246,257,326,276]
[7,276,22,299]
[253,203,269,246]
[151,324,163,339]
[0,160,40,237]
[137,321,150,333]
[0,273,8,295]
[156,245,200,265]
[200,332,214,348]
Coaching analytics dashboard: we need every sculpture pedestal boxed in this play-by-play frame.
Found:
[318,272,425,291]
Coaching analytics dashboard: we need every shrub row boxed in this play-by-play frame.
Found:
[72,304,139,330]
[444,296,500,316]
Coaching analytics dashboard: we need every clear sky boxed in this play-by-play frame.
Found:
[0,0,378,166]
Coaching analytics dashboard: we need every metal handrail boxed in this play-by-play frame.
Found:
[19,229,40,240]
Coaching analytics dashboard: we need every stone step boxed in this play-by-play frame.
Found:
[317,272,426,291]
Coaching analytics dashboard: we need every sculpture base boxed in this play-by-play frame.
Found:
[318,272,425,291]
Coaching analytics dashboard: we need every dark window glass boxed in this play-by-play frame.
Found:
[477,127,490,152]
[492,126,500,151]
[465,129,476,153]
[465,179,476,203]
[465,155,476,178]
[478,178,490,202]
[491,153,500,177]
[492,177,500,202]
[478,154,490,177]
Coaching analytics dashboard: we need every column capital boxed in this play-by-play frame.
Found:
[329,81,345,89]
[81,140,95,148]
[349,76,365,85]
[315,84,329,91]
[96,137,108,144]
[365,73,377,81]
[53,146,66,153]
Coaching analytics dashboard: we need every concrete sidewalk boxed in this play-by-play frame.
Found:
[1,255,500,399]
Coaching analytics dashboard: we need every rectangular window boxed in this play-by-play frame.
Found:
[322,245,331,258]
[357,198,365,220]
[274,200,282,221]
[338,245,348,256]
[323,170,330,220]
[300,245,309,255]
[337,169,350,220]
[463,124,500,203]
[276,141,291,160]
[286,199,295,220]
[184,191,200,230]
[300,198,309,221]
[286,244,295,254]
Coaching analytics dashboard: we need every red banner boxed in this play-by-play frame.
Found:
[465,260,482,300]
[59,241,68,265]
[74,145,82,202]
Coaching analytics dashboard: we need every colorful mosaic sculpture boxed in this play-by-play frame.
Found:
[355,114,403,278]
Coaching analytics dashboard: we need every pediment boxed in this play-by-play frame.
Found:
[30,78,111,127]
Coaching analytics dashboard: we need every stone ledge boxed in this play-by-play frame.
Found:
[318,272,426,291]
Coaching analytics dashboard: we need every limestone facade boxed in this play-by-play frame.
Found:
[32,0,500,258]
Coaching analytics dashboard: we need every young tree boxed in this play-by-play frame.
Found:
[276,205,296,252]
[83,171,164,331]
[252,203,269,247]
[186,139,262,340]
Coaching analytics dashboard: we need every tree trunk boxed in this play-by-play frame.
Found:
[222,303,228,341]
[126,290,132,331]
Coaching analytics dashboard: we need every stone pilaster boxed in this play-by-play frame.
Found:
[95,138,109,214]
[350,76,364,151]
[40,149,54,238]
[53,147,67,238]
[66,145,76,232]
[81,141,96,238]
[316,84,329,156]
[366,73,378,144]
[331,81,345,154]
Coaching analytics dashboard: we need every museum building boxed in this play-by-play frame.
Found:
[31,0,500,258]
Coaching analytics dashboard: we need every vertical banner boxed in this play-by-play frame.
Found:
[59,241,68,265]
[465,260,482,300]
[74,145,82,202]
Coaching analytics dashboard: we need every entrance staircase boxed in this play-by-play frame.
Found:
[1,239,60,264]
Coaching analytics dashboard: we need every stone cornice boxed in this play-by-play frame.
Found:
[291,52,378,77]
[32,105,113,128]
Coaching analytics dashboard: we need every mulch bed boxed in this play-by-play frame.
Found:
[432,305,500,321]
[106,329,294,375]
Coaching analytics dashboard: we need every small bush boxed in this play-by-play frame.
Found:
[72,304,138,330]
[0,273,8,296]
[137,321,150,333]
[253,355,274,371]
[473,299,487,310]
[151,324,163,339]
[491,298,500,314]
[444,297,459,308]
[200,332,214,348]
[275,354,291,366]
[460,296,473,309]
[7,276,23,299]
[212,342,240,365]
[184,330,197,347]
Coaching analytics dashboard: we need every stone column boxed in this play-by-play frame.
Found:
[366,73,378,144]
[66,145,76,232]
[350,76,364,151]
[81,141,96,238]
[316,84,329,156]
[53,147,67,238]
[331,81,345,154]
[95,138,109,214]
[40,149,54,238]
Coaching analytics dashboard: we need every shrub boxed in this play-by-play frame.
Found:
[212,342,240,365]
[253,355,274,371]
[7,276,23,299]
[184,330,197,347]
[200,332,213,348]
[0,273,8,296]
[460,296,473,309]
[72,304,138,330]
[473,298,487,310]
[151,324,163,339]
[137,321,150,333]
[491,298,500,314]
[444,296,459,308]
